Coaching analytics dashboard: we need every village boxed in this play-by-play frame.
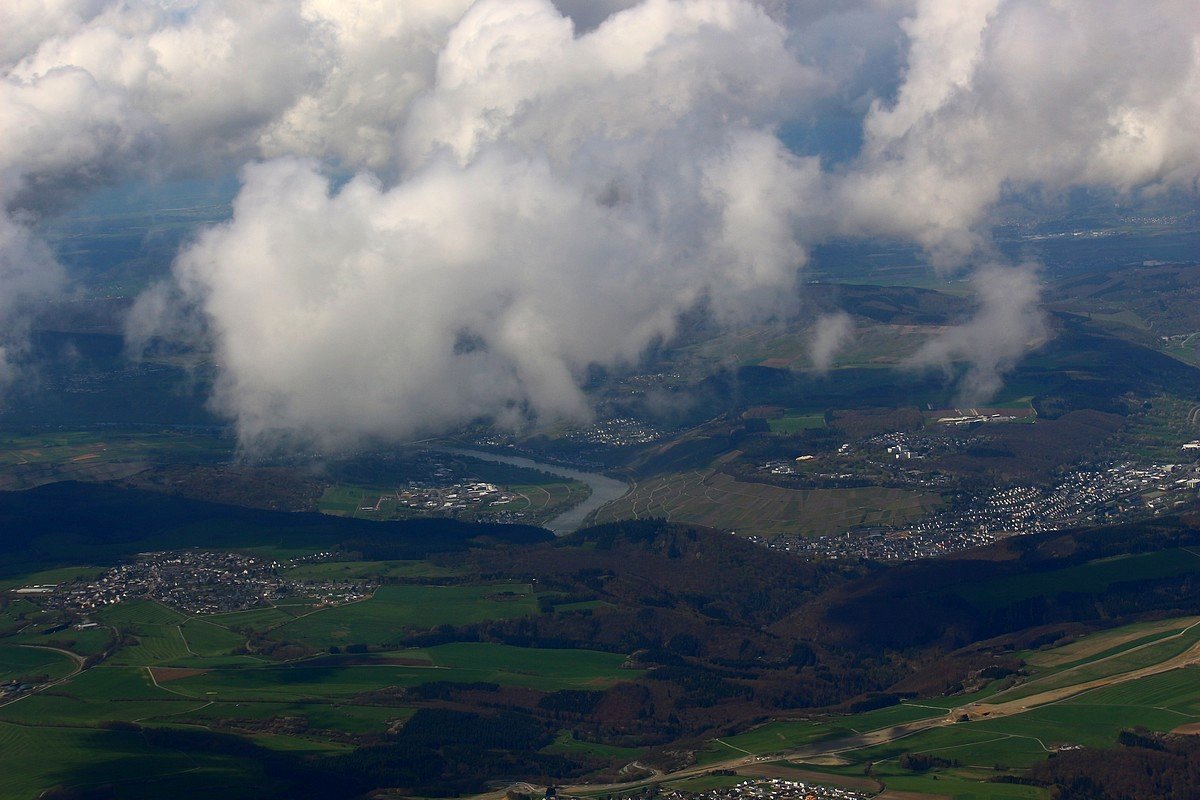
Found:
[35,550,374,615]
[652,777,869,800]
[563,417,666,447]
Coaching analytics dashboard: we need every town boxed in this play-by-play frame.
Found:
[772,460,1197,561]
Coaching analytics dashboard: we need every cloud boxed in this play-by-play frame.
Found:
[0,211,63,388]
[0,0,329,396]
[838,0,1200,261]
[5,0,1200,441]
[808,311,854,373]
[133,0,825,450]
[908,263,1047,404]
[830,0,1200,399]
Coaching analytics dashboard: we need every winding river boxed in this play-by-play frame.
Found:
[438,448,629,535]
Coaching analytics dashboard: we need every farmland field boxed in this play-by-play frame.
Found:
[96,601,192,666]
[150,643,634,702]
[0,720,265,800]
[1019,615,1200,670]
[204,606,297,631]
[0,644,77,683]
[180,619,246,656]
[268,583,538,648]
[696,701,948,765]
[988,620,1200,702]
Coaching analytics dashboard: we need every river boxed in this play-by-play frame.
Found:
[438,448,629,535]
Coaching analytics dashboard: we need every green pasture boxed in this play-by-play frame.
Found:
[95,601,192,666]
[97,600,186,628]
[0,644,77,683]
[662,775,745,793]
[0,720,265,800]
[0,666,202,727]
[0,429,233,493]
[819,667,1200,780]
[203,606,297,632]
[3,625,117,658]
[1073,664,1200,713]
[0,690,207,728]
[424,642,632,687]
[544,730,643,761]
[870,768,1047,800]
[156,642,633,702]
[180,619,245,657]
[268,583,538,648]
[696,702,947,765]
[831,724,1048,770]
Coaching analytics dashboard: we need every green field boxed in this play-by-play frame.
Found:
[679,637,1200,798]
[1019,615,1199,671]
[661,775,745,793]
[780,665,1200,798]
[153,642,634,702]
[767,413,827,434]
[96,601,193,666]
[868,767,1046,800]
[544,730,643,761]
[204,606,298,632]
[988,620,1200,703]
[180,619,246,657]
[696,702,948,765]
[0,720,265,800]
[0,665,201,727]
[268,583,538,648]
[0,644,77,683]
